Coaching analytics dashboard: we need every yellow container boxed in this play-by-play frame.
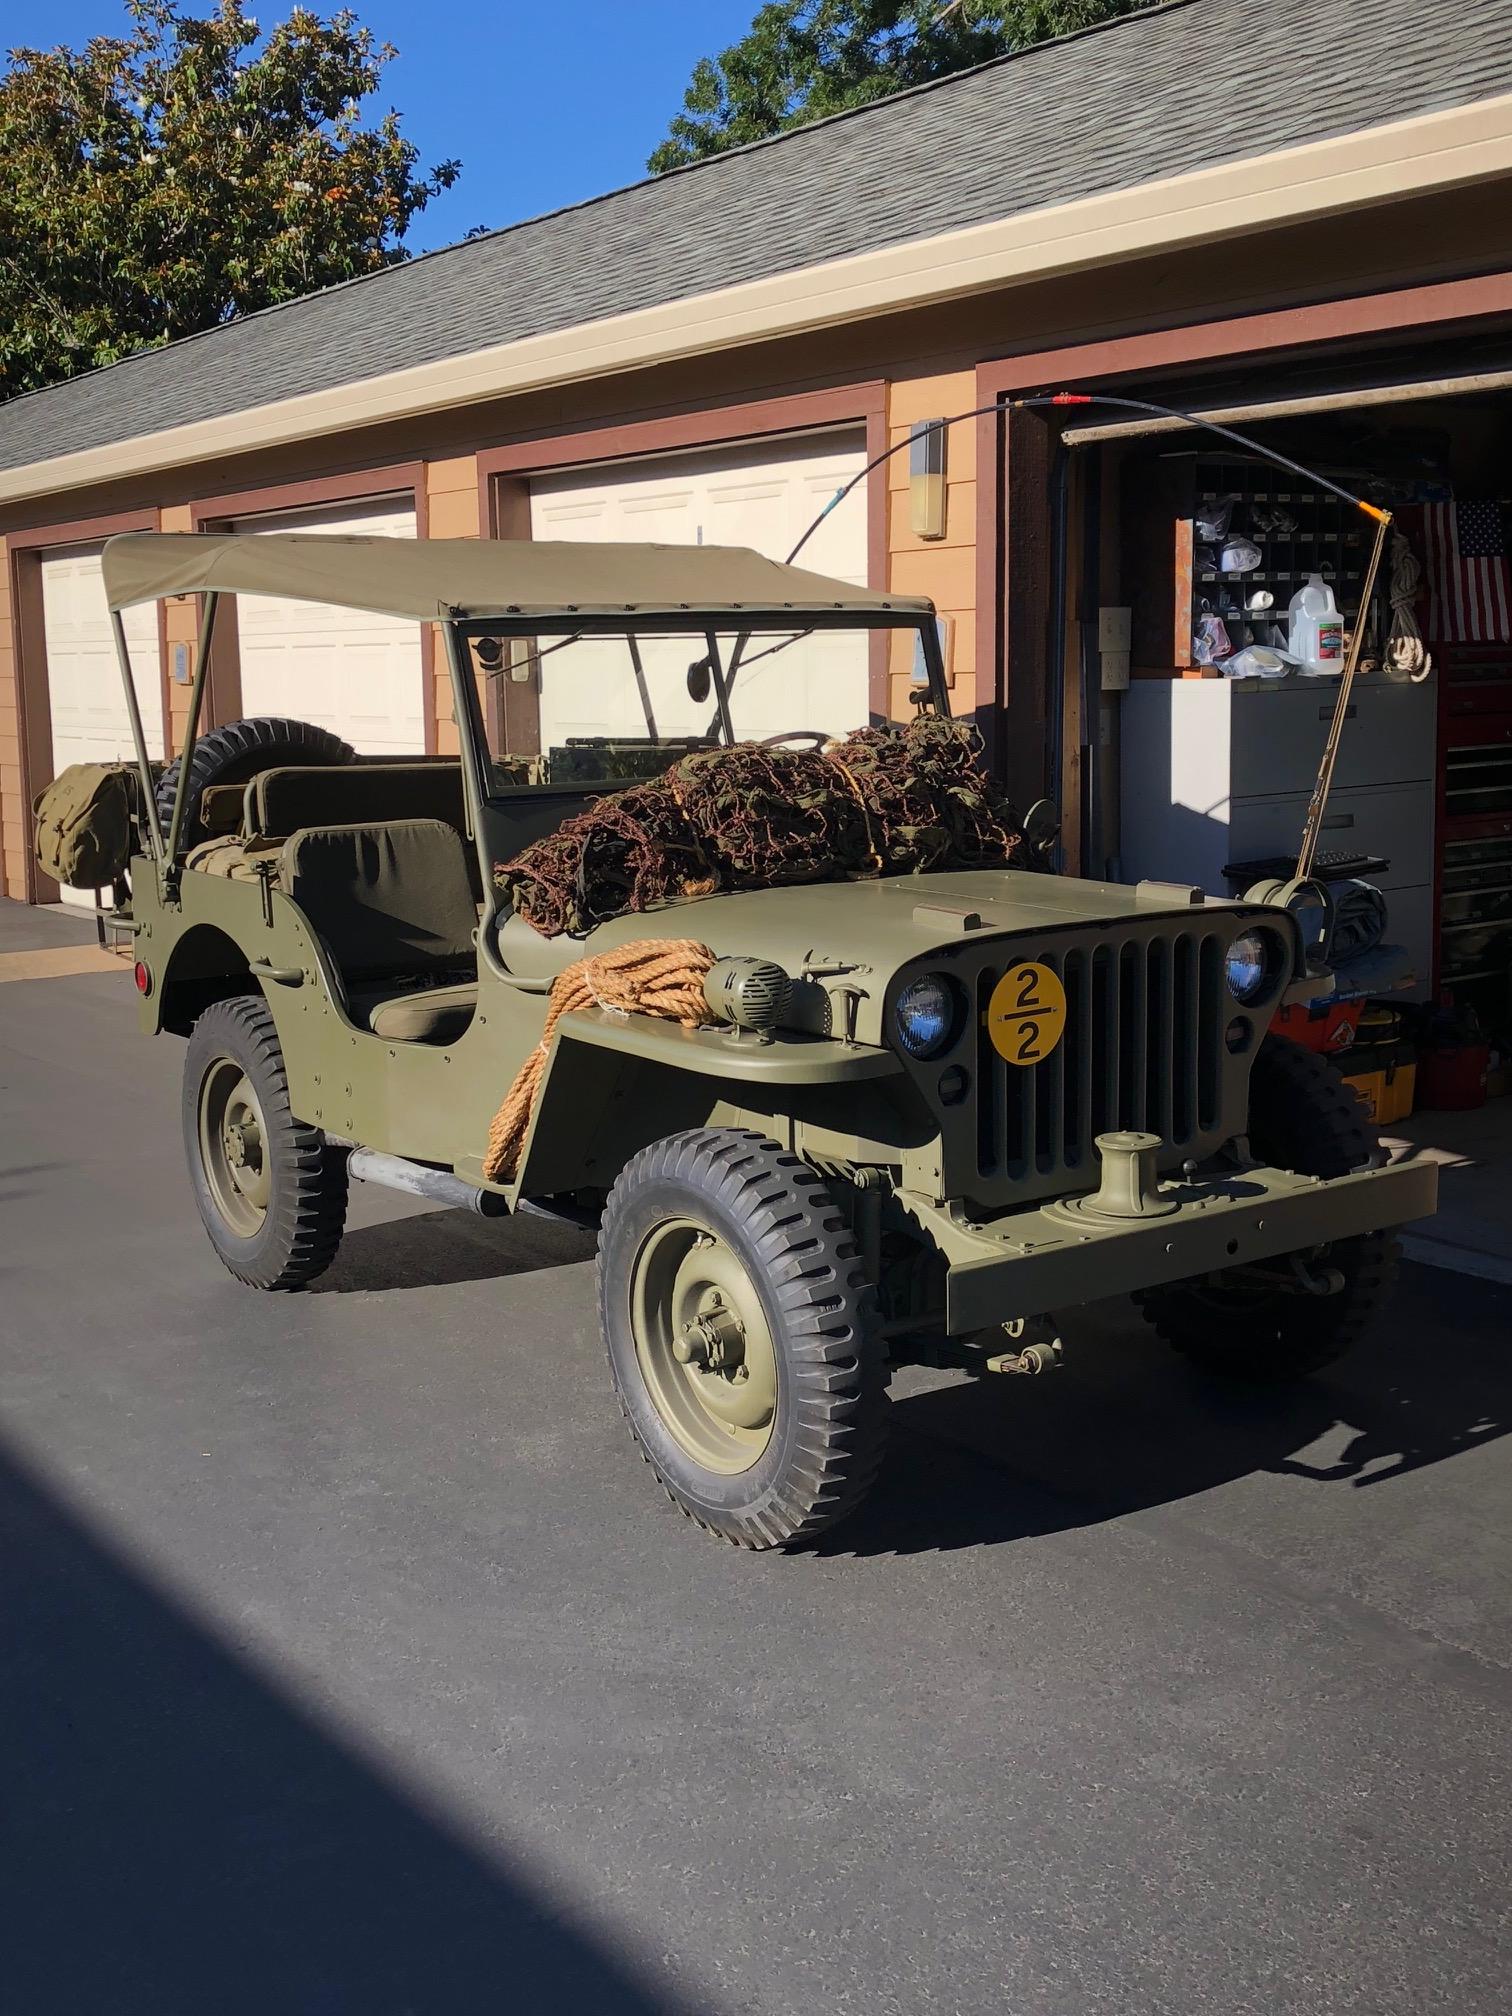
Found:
[1342,1066,1386,1120]
[1343,1055,1416,1125]
[1376,1057,1417,1125]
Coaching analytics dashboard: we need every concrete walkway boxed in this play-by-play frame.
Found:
[1387,1102,1512,1286]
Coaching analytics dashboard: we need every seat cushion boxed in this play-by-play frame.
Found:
[280,819,478,982]
[356,980,477,1045]
[185,833,284,882]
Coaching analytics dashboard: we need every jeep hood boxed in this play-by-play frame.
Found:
[548,869,1248,1043]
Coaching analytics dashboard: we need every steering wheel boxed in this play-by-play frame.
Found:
[758,729,832,750]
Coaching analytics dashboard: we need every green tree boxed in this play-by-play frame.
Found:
[0,1,459,398]
[649,0,1150,172]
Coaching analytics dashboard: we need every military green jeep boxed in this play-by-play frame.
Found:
[100,531,1436,1549]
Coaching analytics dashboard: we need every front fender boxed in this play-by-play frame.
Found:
[511,1013,907,1199]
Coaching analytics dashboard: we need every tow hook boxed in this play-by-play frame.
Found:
[985,1316,1064,1375]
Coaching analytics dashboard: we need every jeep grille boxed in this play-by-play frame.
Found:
[972,929,1229,1201]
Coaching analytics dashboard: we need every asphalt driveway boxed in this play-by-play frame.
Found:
[1,897,1508,2015]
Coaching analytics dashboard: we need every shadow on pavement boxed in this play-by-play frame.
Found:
[0,1434,681,2016]
[825,1269,1511,1558]
[310,1206,596,1294]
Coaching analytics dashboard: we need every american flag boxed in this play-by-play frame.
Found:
[1404,499,1512,643]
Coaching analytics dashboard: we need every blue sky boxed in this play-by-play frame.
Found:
[3,1,760,251]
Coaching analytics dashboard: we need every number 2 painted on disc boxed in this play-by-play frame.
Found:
[987,962,1067,1066]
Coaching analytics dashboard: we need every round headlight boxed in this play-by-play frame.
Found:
[1225,928,1281,1005]
[895,974,959,1059]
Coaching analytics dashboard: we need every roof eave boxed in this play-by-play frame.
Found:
[5,94,1510,510]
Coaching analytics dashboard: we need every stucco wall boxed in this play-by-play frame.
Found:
[160,503,196,754]
[885,372,978,721]
[426,454,481,756]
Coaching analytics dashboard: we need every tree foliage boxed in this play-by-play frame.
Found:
[0,1,459,397]
[649,0,1150,172]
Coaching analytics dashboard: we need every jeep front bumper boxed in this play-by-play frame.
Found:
[902,1158,1438,1335]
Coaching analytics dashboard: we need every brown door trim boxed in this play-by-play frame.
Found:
[477,381,891,717]
[6,506,160,903]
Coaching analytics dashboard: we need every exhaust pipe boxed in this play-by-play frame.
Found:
[344,1147,598,1230]
[347,1148,508,1217]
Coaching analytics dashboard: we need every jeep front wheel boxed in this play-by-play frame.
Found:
[598,1129,888,1548]
[183,996,348,1290]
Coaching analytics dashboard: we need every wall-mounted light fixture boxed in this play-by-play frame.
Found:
[909,419,947,540]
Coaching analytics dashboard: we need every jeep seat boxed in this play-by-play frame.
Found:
[279,818,479,1045]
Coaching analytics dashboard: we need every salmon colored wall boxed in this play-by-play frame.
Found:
[883,372,978,723]
[425,454,480,755]
[0,539,19,897]
[160,502,197,753]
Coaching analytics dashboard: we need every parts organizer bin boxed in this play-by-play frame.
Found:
[1124,451,1384,676]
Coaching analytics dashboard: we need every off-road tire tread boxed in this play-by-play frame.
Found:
[1137,1038,1397,1379]
[185,995,348,1290]
[599,1128,888,1550]
[157,716,354,849]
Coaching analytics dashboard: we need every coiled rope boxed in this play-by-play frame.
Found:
[482,939,717,1184]
[1386,528,1433,684]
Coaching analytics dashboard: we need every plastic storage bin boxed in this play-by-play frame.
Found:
[1271,997,1363,1055]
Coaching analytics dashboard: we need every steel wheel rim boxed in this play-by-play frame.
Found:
[629,1216,778,1474]
[198,1056,271,1238]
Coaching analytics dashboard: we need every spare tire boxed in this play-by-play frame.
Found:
[157,717,355,850]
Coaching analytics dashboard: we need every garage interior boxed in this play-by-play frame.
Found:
[1054,329,1512,1268]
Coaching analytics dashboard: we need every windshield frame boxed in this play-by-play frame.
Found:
[443,610,950,920]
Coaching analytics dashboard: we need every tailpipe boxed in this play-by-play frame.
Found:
[347,1148,508,1217]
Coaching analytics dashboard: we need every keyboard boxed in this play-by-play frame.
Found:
[1222,851,1389,885]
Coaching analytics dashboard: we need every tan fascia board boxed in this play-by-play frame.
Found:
[5,93,1511,508]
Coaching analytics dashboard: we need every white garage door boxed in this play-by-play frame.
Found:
[43,546,164,906]
[233,498,424,754]
[528,432,870,750]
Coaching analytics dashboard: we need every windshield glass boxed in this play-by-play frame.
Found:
[468,623,896,785]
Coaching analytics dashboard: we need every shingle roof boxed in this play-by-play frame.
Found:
[2,0,1508,475]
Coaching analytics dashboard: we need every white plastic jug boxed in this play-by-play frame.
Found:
[1288,573,1344,675]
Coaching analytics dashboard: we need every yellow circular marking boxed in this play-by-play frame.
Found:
[987,962,1067,1067]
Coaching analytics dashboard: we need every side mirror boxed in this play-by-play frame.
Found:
[686,656,712,703]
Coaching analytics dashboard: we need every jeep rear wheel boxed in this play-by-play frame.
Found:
[1136,1038,1396,1380]
[599,1129,888,1549]
[183,996,348,1290]
[157,715,354,850]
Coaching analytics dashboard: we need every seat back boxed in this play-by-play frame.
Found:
[279,819,478,983]
[249,762,467,841]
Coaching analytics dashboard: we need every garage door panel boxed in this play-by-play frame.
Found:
[43,548,164,907]
[529,433,870,752]
[234,501,424,756]
[43,553,163,772]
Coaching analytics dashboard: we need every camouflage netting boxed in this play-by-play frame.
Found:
[672,744,879,888]
[829,715,1027,873]
[497,718,1026,937]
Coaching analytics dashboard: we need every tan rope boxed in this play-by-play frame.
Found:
[1297,508,1392,885]
[482,938,718,1184]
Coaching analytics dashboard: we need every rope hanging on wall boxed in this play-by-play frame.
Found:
[1385,528,1434,684]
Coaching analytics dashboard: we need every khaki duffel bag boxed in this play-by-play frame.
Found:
[32,762,141,891]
